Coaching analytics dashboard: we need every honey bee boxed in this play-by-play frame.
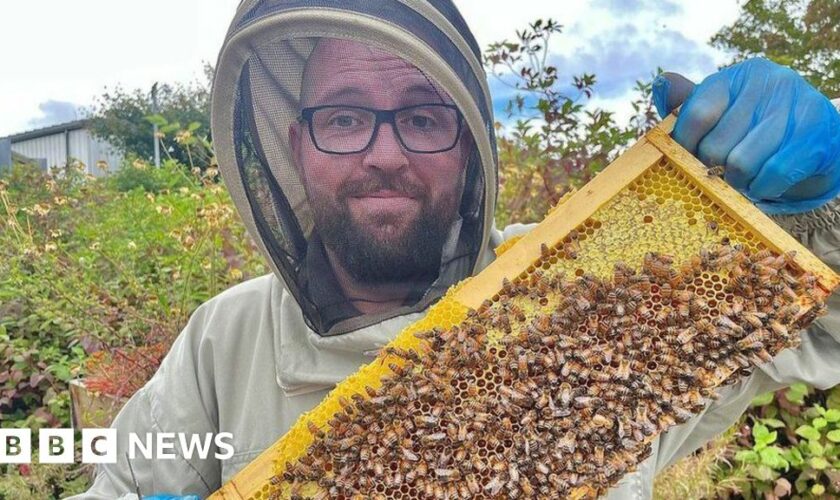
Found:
[675,327,698,345]
[307,421,325,439]
[420,432,447,446]
[654,307,672,324]
[388,362,413,377]
[511,354,527,379]
[556,431,577,453]
[484,475,505,496]
[742,311,765,329]
[540,243,552,258]
[769,320,788,337]
[434,467,459,483]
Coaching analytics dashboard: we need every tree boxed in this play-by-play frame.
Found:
[87,64,214,166]
[711,0,840,97]
[485,19,658,227]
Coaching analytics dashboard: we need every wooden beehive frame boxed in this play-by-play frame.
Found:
[210,116,839,499]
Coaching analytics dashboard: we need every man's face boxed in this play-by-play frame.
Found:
[290,39,471,284]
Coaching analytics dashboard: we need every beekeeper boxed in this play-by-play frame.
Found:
[73,1,840,498]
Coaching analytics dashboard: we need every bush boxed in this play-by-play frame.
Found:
[718,385,840,498]
[0,451,92,499]
[108,157,192,193]
[0,159,266,426]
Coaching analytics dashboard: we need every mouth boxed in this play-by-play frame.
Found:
[348,190,421,217]
[353,190,415,199]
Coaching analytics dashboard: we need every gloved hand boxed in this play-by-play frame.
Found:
[652,58,840,215]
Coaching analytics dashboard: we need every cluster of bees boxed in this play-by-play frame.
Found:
[276,239,825,499]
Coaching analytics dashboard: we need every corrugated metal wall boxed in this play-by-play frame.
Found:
[11,128,123,176]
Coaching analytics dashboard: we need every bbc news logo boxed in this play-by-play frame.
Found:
[0,429,235,463]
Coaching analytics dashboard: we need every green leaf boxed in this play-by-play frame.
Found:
[145,114,168,127]
[749,463,778,481]
[753,423,770,441]
[160,123,181,135]
[810,456,829,470]
[813,417,828,430]
[736,449,759,463]
[786,383,809,404]
[809,441,825,457]
[825,409,840,423]
[827,430,840,443]
[812,484,826,496]
[796,425,821,441]
[49,364,72,382]
[784,447,804,466]
[751,391,775,406]
[762,418,786,429]
[759,446,788,470]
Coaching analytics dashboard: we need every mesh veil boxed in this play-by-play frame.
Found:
[212,2,497,336]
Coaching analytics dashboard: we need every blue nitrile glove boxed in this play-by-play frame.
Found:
[652,58,840,215]
[143,495,200,500]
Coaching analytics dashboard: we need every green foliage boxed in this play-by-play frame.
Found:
[0,158,266,426]
[0,153,266,497]
[485,19,660,226]
[715,386,840,498]
[108,156,193,193]
[86,64,214,165]
[0,450,92,499]
[710,0,840,96]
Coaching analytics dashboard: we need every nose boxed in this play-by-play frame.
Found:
[362,122,409,172]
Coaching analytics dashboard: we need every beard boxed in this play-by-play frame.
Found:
[311,171,459,286]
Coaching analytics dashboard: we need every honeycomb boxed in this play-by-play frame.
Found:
[211,121,838,500]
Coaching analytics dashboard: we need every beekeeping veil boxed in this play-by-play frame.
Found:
[212,0,497,336]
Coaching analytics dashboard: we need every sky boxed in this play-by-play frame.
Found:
[0,0,742,138]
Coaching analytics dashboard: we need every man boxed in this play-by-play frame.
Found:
[74,1,840,498]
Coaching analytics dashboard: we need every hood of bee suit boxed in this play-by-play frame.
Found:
[211,0,498,337]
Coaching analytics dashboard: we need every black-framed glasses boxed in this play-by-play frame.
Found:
[298,104,463,155]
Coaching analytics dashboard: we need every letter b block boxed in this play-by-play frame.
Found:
[40,429,74,464]
[0,429,31,463]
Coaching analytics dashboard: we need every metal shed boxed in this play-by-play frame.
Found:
[0,119,123,175]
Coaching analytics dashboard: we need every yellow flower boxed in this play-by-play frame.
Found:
[228,268,244,281]
[33,203,51,216]
[127,241,137,250]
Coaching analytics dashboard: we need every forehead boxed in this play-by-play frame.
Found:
[302,39,452,107]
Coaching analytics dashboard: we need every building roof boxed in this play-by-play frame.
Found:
[1,119,90,143]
